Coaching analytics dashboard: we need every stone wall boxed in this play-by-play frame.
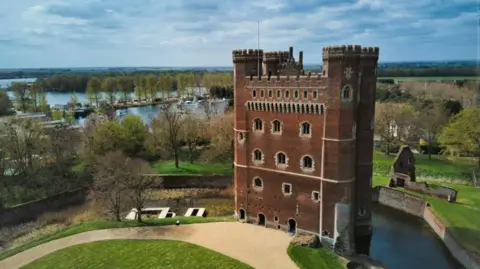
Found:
[372,186,425,216]
[157,175,233,189]
[0,187,89,228]
[406,182,458,202]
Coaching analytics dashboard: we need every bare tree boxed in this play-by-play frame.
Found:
[150,104,185,168]
[414,100,449,159]
[201,112,234,163]
[124,158,157,222]
[181,112,207,163]
[199,102,219,121]
[10,82,31,112]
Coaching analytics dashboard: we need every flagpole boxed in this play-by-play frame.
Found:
[257,20,260,77]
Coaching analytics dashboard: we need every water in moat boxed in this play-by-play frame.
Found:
[371,204,465,269]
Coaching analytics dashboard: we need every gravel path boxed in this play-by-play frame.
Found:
[0,222,298,269]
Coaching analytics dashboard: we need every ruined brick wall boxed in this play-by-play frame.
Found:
[372,186,425,216]
[391,146,416,182]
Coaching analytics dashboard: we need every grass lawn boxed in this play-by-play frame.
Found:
[287,245,344,269]
[373,150,476,182]
[21,239,252,269]
[151,160,233,175]
[0,217,233,261]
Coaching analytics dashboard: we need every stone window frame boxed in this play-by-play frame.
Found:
[276,89,282,100]
[252,148,265,165]
[271,119,282,135]
[252,89,257,99]
[268,89,273,99]
[294,89,300,100]
[274,216,279,223]
[253,118,264,133]
[252,177,264,191]
[285,89,290,99]
[341,85,353,102]
[358,206,367,217]
[300,154,315,173]
[311,191,320,202]
[274,151,289,169]
[313,89,318,100]
[282,183,293,196]
[303,89,308,100]
[299,121,312,138]
[237,132,246,144]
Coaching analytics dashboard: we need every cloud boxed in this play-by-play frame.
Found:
[0,0,476,68]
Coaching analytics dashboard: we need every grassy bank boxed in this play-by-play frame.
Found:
[287,245,344,269]
[151,160,233,175]
[22,239,252,269]
[0,217,233,261]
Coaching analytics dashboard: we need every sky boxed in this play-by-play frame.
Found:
[0,0,478,68]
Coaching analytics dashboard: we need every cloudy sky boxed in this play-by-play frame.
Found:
[0,0,477,68]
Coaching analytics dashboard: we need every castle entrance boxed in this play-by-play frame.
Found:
[288,219,297,234]
[258,213,266,226]
[239,209,245,220]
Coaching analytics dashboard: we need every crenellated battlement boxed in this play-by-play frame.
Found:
[232,49,264,63]
[322,45,362,59]
[243,72,327,87]
[361,47,380,58]
[263,51,289,61]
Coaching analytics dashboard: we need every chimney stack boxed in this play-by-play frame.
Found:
[289,46,293,58]
[299,51,303,64]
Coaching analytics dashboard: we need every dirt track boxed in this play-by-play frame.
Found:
[0,222,299,269]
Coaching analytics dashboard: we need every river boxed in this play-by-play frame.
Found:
[371,204,465,269]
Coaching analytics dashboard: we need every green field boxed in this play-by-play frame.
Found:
[378,76,480,81]
[151,161,233,175]
[287,245,344,269]
[0,217,232,261]
[373,151,476,182]
[21,240,252,269]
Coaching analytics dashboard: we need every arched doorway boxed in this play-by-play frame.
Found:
[288,219,297,234]
[239,209,245,220]
[258,213,266,226]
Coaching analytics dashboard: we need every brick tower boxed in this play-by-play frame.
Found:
[232,45,379,255]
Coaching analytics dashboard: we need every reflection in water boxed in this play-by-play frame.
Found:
[371,204,465,269]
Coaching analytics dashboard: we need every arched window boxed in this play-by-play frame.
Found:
[253,118,263,131]
[341,85,353,101]
[301,155,314,170]
[253,177,263,189]
[277,89,282,99]
[252,90,257,98]
[285,89,290,98]
[300,121,311,136]
[268,89,273,98]
[277,152,287,164]
[313,90,318,100]
[294,90,299,100]
[272,120,282,133]
[253,149,263,162]
[303,90,308,99]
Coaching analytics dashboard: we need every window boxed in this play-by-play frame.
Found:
[260,90,265,98]
[313,90,318,100]
[341,85,352,101]
[252,90,257,98]
[294,90,299,100]
[300,121,311,136]
[277,89,282,99]
[253,149,264,163]
[253,177,263,189]
[312,191,320,201]
[303,90,308,99]
[277,152,286,164]
[274,216,279,222]
[301,155,314,170]
[282,183,292,195]
[237,132,245,143]
[408,157,413,164]
[272,120,281,133]
[268,89,273,98]
[285,90,290,98]
[253,118,263,131]
[358,207,366,217]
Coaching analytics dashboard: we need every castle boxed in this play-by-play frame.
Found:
[232,45,379,255]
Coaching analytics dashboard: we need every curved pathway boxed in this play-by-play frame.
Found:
[0,222,298,269]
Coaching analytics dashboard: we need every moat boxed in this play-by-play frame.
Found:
[371,204,465,269]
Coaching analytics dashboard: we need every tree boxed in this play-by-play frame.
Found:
[120,114,149,157]
[150,104,184,168]
[124,158,157,222]
[10,82,31,112]
[414,101,449,159]
[181,112,207,163]
[92,151,130,221]
[102,77,118,106]
[118,76,133,103]
[145,74,157,101]
[176,73,194,97]
[91,120,126,155]
[30,82,45,112]
[438,107,480,167]
[86,77,102,107]
[201,113,234,163]
[0,91,14,116]
[134,76,146,100]
[157,74,173,99]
